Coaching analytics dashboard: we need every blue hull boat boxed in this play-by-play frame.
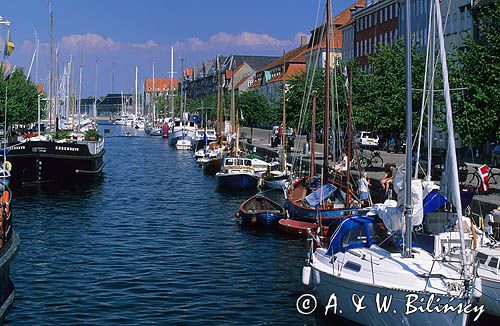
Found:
[236,194,285,227]
[216,172,260,190]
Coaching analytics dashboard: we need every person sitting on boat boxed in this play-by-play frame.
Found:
[359,172,371,206]
[380,163,397,195]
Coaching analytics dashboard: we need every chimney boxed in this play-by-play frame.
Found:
[300,35,309,47]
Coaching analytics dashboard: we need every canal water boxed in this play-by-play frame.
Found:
[6,124,315,325]
[5,124,497,325]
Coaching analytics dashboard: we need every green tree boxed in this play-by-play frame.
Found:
[237,91,274,141]
[451,1,500,145]
[0,68,40,126]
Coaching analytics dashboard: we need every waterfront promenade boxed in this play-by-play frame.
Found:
[240,126,499,213]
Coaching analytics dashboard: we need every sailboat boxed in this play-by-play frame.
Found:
[284,3,362,225]
[261,52,291,190]
[7,9,105,184]
[200,55,226,175]
[302,1,481,325]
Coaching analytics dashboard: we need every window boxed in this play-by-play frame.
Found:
[384,32,387,45]
[380,9,383,23]
[488,257,499,269]
[389,30,393,46]
[365,39,367,55]
[380,34,383,45]
[467,8,472,30]
[368,38,371,54]
[384,7,387,22]
[395,28,398,39]
[373,36,377,52]
[453,13,457,33]
[341,224,368,251]
[389,4,392,20]
[356,41,359,57]
[460,8,465,32]
[369,14,372,27]
[396,3,399,17]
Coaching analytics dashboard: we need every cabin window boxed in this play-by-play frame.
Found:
[476,252,488,265]
[341,224,367,250]
[344,261,361,272]
[488,257,499,269]
[226,159,234,166]
[244,160,251,167]
[367,222,397,252]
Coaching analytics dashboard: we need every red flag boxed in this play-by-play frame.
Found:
[478,164,490,192]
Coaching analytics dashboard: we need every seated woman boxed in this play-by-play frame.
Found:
[380,164,396,194]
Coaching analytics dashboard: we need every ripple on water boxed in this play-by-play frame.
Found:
[7,126,314,325]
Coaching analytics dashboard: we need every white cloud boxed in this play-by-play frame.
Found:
[61,33,120,51]
[130,40,159,49]
[174,31,304,53]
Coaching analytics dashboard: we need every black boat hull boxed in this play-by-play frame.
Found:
[7,141,105,184]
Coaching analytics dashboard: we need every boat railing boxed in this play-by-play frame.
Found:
[80,137,105,155]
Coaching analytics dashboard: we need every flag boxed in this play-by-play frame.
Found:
[1,62,15,81]
[3,29,15,57]
[478,164,490,192]
[343,66,348,90]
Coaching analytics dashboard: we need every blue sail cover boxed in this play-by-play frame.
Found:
[423,190,447,215]
[305,183,337,208]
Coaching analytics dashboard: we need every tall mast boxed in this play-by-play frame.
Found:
[311,91,317,178]
[170,45,174,117]
[77,62,83,131]
[71,58,75,130]
[112,60,115,93]
[281,50,287,173]
[346,67,353,205]
[94,59,98,119]
[35,30,41,135]
[230,58,235,134]
[427,1,436,181]
[323,0,331,184]
[55,45,59,130]
[49,11,54,130]
[434,0,468,277]
[135,66,138,116]
[152,62,156,123]
[216,56,222,138]
[403,0,413,258]
[180,58,185,118]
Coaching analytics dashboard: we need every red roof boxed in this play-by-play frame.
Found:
[267,63,306,83]
[305,0,366,53]
[144,78,178,93]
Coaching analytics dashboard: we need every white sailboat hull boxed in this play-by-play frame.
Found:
[310,263,471,326]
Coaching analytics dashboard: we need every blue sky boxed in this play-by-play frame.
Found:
[1,0,354,97]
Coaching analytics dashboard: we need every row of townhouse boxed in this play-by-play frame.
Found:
[181,0,479,104]
[342,0,474,70]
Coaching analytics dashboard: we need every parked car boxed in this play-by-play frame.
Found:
[355,131,379,149]
[415,149,468,182]
[382,135,406,153]
[491,144,500,167]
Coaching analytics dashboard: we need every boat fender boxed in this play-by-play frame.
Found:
[472,278,482,299]
[1,190,10,216]
[251,215,257,224]
[302,266,312,286]
[2,161,12,172]
[235,211,240,218]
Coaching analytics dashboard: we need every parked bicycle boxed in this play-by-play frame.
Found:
[465,167,499,189]
[359,150,384,169]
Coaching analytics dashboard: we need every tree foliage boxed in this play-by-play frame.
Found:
[237,91,276,127]
[0,68,40,126]
[451,1,500,145]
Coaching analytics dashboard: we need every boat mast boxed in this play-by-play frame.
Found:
[35,29,41,135]
[71,56,75,130]
[427,2,436,181]
[281,50,287,174]
[77,62,83,131]
[135,66,138,117]
[49,10,54,131]
[216,56,222,140]
[403,0,413,258]
[323,0,331,184]
[55,45,59,131]
[94,59,98,120]
[433,0,468,277]
[152,62,156,123]
[346,67,353,205]
[311,91,317,178]
[170,45,174,118]
[230,58,235,135]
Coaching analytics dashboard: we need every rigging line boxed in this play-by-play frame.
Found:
[414,0,435,178]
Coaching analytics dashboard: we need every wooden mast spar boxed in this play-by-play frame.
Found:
[323,0,331,184]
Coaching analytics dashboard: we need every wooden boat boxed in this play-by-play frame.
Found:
[285,176,366,226]
[236,194,285,227]
[216,157,260,190]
